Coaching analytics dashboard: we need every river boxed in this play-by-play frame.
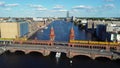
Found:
[32,20,96,41]
[0,20,120,68]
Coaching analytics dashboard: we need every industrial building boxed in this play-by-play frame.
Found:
[107,32,120,42]
[106,24,120,42]
[96,24,107,41]
[0,19,29,39]
[95,23,120,42]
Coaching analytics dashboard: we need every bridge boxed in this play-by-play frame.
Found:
[0,43,120,60]
[0,25,120,60]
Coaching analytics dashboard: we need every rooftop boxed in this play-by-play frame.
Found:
[0,18,27,23]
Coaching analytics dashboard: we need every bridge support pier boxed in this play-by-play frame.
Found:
[90,53,95,60]
[24,50,31,54]
[66,51,74,58]
[50,42,54,46]
[68,43,71,47]
[116,46,120,52]
[106,45,110,51]
[42,50,50,56]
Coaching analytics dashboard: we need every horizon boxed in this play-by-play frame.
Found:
[0,0,120,17]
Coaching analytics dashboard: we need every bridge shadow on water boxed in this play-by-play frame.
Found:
[14,51,25,55]
[28,52,43,56]
[95,57,111,62]
[0,51,120,68]
[73,55,92,61]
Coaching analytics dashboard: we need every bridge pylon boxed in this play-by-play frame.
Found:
[69,27,75,40]
[69,27,75,47]
[50,26,55,45]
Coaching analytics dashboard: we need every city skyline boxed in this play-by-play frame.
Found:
[0,0,120,17]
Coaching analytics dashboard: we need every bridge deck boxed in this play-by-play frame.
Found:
[0,43,120,59]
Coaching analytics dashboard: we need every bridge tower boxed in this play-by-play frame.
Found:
[50,26,55,41]
[69,27,75,40]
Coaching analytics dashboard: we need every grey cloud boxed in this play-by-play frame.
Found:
[29,4,43,8]
[29,4,47,11]
[36,7,47,11]
[53,5,64,9]
[0,2,19,7]
[103,4,115,9]
[51,5,67,12]
[5,3,19,7]
[0,2,5,7]
[73,5,92,9]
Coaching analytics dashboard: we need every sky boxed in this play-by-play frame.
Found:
[0,0,120,17]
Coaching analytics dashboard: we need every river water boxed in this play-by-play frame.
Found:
[0,20,120,68]
[32,20,95,41]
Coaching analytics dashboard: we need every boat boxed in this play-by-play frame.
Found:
[70,60,72,64]
[44,26,48,29]
[55,52,61,63]
[41,30,43,32]
[55,52,61,58]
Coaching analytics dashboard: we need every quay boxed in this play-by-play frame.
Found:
[0,17,52,43]
[26,20,51,39]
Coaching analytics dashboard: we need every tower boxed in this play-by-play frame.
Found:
[67,11,69,18]
[50,26,55,41]
[69,27,75,40]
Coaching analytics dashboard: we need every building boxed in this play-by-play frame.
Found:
[86,20,93,30]
[107,32,120,42]
[33,17,44,21]
[81,19,87,26]
[67,11,69,18]
[95,22,120,42]
[0,19,29,39]
[96,24,107,41]
[106,26,120,42]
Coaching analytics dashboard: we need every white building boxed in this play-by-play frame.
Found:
[33,17,44,21]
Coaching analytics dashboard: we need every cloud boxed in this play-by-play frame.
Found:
[58,9,67,12]
[103,4,115,9]
[29,4,47,11]
[5,3,19,7]
[36,7,47,11]
[71,9,79,12]
[29,4,43,8]
[86,9,97,12]
[72,5,97,13]
[51,5,67,12]
[72,5,92,9]
[4,8,11,11]
[53,5,64,9]
[0,2,5,7]
[0,2,19,7]
[51,9,67,12]
[52,9,67,12]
